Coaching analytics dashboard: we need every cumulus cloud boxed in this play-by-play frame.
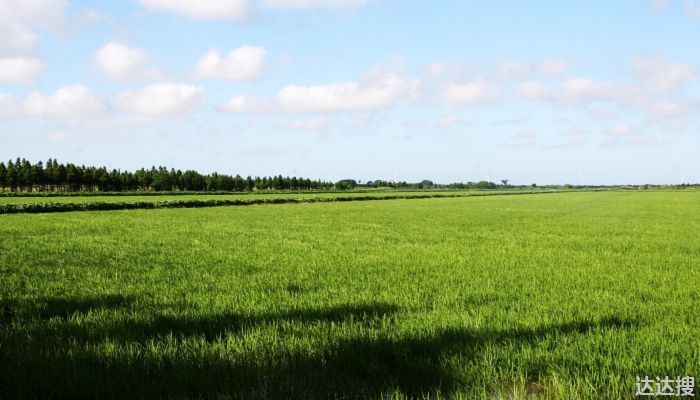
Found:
[0,23,39,54]
[603,125,666,147]
[421,60,471,83]
[81,9,105,23]
[47,130,69,142]
[515,130,537,140]
[276,117,331,131]
[558,78,633,104]
[0,93,22,118]
[608,124,634,137]
[502,129,538,149]
[650,0,670,10]
[523,77,636,107]
[218,94,274,113]
[499,59,568,79]
[137,0,249,22]
[516,57,699,134]
[647,101,685,119]
[517,80,550,101]
[437,113,461,128]
[93,41,163,81]
[24,85,107,121]
[220,67,419,114]
[553,137,587,149]
[685,0,700,19]
[116,83,203,118]
[441,79,502,107]
[278,74,417,112]
[263,0,373,8]
[194,46,266,81]
[0,57,43,84]
[517,57,698,116]
[0,0,68,54]
[632,56,697,94]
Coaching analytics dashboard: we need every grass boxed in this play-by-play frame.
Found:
[0,189,554,204]
[0,190,569,215]
[1,191,698,399]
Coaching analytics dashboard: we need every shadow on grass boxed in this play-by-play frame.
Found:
[0,294,136,325]
[0,294,637,399]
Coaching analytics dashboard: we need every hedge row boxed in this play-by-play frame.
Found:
[0,190,572,215]
[0,190,344,198]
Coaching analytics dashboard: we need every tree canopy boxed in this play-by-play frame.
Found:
[0,158,333,193]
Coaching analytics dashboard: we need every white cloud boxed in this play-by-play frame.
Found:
[516,57,699,130]
[650,0,670,10]
[81,9,105,24]
[517,78,637,106]
[685,0,700,19]
[608,124,633,137]
[558,78,631,104]
[437,113,461,128]
[441,79,501,107]
[503,129,538,149]
[423,61,455,79]
[237,143,299,156]
[515,130,537,140]
[48,131,68,142]
[499,59,568,79]
[632,56,697,94]
[263,0,373,8]
[0,23,39,54]
[24,85,106,120]
[0,0,68,54]
[0,93,22,118]
[93,41,163,81]
[116,83,203,118]
[0,57,43,84]
[647,101,685,119]
[218,94,274,114]
[0,0,67,26]
[277,117,331,131]
[553,137,587,149]
[421,60,471,83]
[220,68,419,114]
[137,0,249,22]
[517,80,550,101]
[534,59,568,78]
[194,46,266,81]
[278,73,417,112]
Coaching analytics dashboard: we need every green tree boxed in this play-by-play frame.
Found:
[0,162,6,190]
[335,179,357,190]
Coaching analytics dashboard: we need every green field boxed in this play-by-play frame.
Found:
[1,191,698,399]
[0,189,547,205]
[0,190,476,204]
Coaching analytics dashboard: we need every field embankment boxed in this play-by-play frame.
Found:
[0,189,566,214]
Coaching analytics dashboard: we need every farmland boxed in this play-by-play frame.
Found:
[1,191,699,399]
[0,189,566,215]
[0,189,515,204]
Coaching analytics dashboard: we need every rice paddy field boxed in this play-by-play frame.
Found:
[0,189,538,204]
[1,190,698,399]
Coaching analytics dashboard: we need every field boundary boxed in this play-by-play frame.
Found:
[0,190,590,215]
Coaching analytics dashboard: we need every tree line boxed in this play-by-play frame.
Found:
[0,157,511,193]
[362,179,499,190]
[0,158,334,192]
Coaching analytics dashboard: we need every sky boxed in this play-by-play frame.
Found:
[1,0,699,185]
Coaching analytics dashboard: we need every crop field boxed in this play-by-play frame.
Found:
[0,189,548,205]
[1,191,699,399]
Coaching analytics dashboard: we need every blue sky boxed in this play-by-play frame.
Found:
[1,0,699,185]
